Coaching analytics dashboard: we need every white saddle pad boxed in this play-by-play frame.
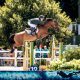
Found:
[25,28,31,34]
[25,28,38,34]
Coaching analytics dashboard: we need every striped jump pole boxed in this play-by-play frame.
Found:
[23,41,34,70]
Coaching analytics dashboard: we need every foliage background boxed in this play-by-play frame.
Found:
[0,0,72,46]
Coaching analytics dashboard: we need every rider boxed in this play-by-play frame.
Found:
[27,15,46,35]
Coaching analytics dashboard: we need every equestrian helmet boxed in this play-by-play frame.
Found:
[39,15,44,19]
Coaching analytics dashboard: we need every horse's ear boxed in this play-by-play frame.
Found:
[46,18,53,21]
[44,15,47,20]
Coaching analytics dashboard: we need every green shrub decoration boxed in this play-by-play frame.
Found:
[47,59,80,70]
[63,48,80,61]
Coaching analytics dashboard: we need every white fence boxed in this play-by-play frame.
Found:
[0,49,52,67]
[0,50,23,67]
[0,48,60,66]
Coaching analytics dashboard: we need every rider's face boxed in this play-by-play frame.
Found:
[40,18,44,21]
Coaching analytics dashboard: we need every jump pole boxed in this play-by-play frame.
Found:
[59,42,63,61]
[23,41,34,70]
[52,35,63,60]
[51,35,56,59]
[14,49,17,67]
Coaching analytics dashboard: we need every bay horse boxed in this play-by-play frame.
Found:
[9,19,59,52]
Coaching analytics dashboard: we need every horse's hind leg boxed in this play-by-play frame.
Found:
[10,44,16,53]
[11,43,20,53]
[10,47,15,53]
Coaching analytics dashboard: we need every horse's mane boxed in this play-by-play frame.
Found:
[46,18,58,26]
[46,18,58,23]
[46,18,53,22]
[42,18,53,25]
[38,18,58,28]
[38,18,53,28]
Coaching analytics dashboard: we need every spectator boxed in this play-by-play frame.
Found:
[43,45,48,58]
[39,44,43,51]
[39,44,44,58]
[34,45,40,58]
[44,45,48,51]
[34,45,39,51]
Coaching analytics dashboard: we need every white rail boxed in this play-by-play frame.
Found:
[0,50,23,53]
[0,49,24,67]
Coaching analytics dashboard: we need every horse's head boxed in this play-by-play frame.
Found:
[45,19,59,32]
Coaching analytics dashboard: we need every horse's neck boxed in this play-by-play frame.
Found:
[44,22,52,30]
[38,24,49,30]
[44,25,50,30]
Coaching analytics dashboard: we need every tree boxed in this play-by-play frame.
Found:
[0,0,72,46]
[0,0,5,6]
[55,0,78,21]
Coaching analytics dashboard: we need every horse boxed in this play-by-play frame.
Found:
[9,18,59,52]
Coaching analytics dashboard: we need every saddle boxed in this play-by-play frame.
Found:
[25,28,38,35]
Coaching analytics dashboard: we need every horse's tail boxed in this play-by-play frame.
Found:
[8,34,15,45]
